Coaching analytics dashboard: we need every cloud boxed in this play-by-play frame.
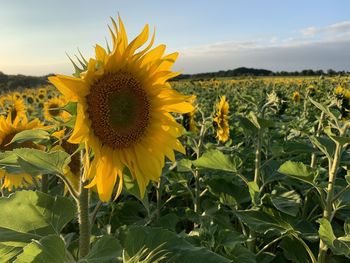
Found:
[175,29,350,73]
[300,21,350,37]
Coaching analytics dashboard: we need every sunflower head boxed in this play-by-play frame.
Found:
[49,16,194,201]
[213,96,230,143]
[44,97,70,122]
[292,91,300,103]
[0,116,43,190]
[1,94,27,124]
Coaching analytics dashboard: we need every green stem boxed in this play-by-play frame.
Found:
[78,179,90,258]
[254,129,262,186]
[293,234,317,263]
[194,169,200,214]
[256,234,286,256]
[311,112,324,169]
[156,180,162,220]
[317,141,342,263]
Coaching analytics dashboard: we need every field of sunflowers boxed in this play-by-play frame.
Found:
[1,17,350,263]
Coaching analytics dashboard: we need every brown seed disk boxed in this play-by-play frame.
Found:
[86,71,150,149]
[48,103,60,117]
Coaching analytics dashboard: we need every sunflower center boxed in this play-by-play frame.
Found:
[48,103,60,117]
[86,72,150,149]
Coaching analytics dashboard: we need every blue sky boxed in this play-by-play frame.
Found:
[1,0,350,75]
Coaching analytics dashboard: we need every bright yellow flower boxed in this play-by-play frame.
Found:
[44,97,70,122]
[1,94,27,125]
[0,116,43,190]
[335,85,344,96]
[49,16,194,201]
[213,96,230,143]
[292,91,300,102]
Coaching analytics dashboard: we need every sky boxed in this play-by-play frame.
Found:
[1,0,350,75]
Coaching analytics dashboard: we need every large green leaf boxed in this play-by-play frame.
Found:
[309,98,338,123]
[0,190,76,261]
[15,148,71,176]
[0,148,71,176]
[9,129,50,145]
[278,161,315,185]
[234,210,293,236]
[81,235,122,263]
[318,218,350,258]
[14,235,68,263]
[118,226,231,263]
[270,186,302,216]
[193,150,241,172]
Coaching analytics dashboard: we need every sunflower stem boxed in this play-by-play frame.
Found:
[156,180,162,220]
[317,139,343,263]
[310,112,324,169]
[78,179,90,258]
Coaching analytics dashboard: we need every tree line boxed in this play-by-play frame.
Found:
[0,71,53,93]
[174,67,348,80]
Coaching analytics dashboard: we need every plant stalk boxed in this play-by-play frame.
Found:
[78,179,90,258]
[317,141,342,263]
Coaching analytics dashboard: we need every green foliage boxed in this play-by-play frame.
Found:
[119,225,231,263]
[0,190,76,261]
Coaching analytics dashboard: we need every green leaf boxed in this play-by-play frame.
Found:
[278,161,315,185]
[309,136,335,160]
[309,98,338,123]
[279,235,310,263]
[193,150,241,172]
[82,236,122,263]
[63,102,77,115]
[206,177,250,205]
[9,129,50,145]
[247,181,260,206]
[230,244,257,263]
[234,210,293,236]
[270,186,302,216]
[14,148,70,176]
[123,169,149,214]
[14,235,68,263]
[177,159,193,172]
[318,218,350,258]
[0,190,76,261]
[118,226,231,263]
[0,243,23,263]
[237,116,258,134]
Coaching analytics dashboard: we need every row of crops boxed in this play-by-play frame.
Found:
[0,76,350,262]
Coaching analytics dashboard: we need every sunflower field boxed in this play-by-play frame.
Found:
[1,17,350,263]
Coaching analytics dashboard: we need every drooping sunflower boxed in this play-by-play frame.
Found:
[213,96,230,143]
[0,116,43,190]
[49,17,194,201]
[292,91,300,103]
[44,97,70,122]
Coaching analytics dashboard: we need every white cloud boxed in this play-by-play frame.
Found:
[175,23,350,73]
[300,20,350,37]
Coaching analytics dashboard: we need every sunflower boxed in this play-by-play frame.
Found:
[292,91,300,103]
[26,94,35,105]
[182,110,198,134]
[213,96,230,143]
[44,97,70,122]
[0,116,43,190]
[49,16,194,201]
[1,94,27,124]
